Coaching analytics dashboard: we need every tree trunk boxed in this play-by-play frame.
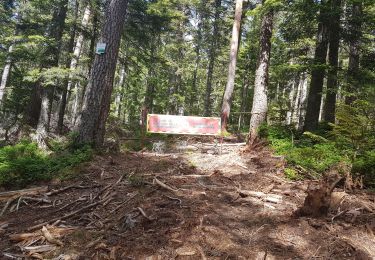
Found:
[345,2,362,105]
[0,45,13,106]
[190,7,203,115]
[33,0,68,137]
[286,75,297,125]
[304,0,329,131]
[204,0,221,117]
[298,72,308,129]
[58,3,91,133]
[248,8,274,143]
[323,0,341,123]
[221,0,243,132]
[144,37,157,113]
[292,74,302,126]
[115,65,126,117]
[75,0,128,147]
[237,75,249,131]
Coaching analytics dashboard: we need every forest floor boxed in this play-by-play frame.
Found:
[0,138,375,259]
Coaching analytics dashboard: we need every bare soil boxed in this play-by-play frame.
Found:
[0,141,374,259]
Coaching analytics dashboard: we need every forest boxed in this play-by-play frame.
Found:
[0,0,375,258]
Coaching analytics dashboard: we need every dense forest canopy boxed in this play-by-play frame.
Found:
[0,0,374,185]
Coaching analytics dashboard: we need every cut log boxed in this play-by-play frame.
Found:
[0,187,48,201]
[238,189,282,204]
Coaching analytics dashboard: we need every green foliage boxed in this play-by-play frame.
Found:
[352,151,375,186]
[263,125,347,178]
[284,167,301,180]
[286,143,346,173]
[0,140,92,188]
[264,112,374,186]
[331,101,375,152]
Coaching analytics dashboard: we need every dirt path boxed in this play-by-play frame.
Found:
[0,143,374,259]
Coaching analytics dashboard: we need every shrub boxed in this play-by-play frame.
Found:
[352,150,375,186]
[286,143,347,173]
[0,140,92,188]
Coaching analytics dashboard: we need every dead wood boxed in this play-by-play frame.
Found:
[41,226,63,246]
[23,244,56,254]
[0,198,16,216]
[0,186,48,201]
[237,189,282,204]
[23,197,51,204]
[169,173,213,179]
[46,184,96,196]
[28,200,103,231]
[295,169,343,217]
[153,178,179,193]
[137,207,153,220]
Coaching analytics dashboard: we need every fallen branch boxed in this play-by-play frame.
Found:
[28,200,103,231]
[153,178,179,193]
[137,207,153,220]
[169,174,213,179]
[0,187,48,202]
[41,226,63,246]
[237,189,282,204]
[46,184,98,196]
[0,198,16,217]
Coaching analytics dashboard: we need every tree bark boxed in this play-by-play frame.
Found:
[237,74,249,131]
[286,75,297,125]
[291,74,301,126]
[144,40,156,113]
[297,72,308,129]
[204,0,221,117]
[221,0,243,132]
[190,5,203,115]
[345,1,362,105]
[115,65,126,117]
[75,0,128,147]
[248,8,274,143]
[323,0,341,123]
[58,3,91,133]
[0,45,13,106]
[304,0,330,132]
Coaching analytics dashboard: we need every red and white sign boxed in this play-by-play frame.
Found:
[147,114,221,136]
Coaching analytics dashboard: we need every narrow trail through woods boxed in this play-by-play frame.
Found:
[0,141,374,259]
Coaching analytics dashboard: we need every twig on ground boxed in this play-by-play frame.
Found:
[28,200,103,231]
[109,193,137,214]
[163,195,182,207]
[137,207,153,220]
[41,226,63,246]
[0,187,48,202]
[1,198,15,217]
[46,183,91,196]
[153,178,179,193]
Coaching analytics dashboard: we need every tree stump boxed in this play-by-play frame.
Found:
[295,170,343,217]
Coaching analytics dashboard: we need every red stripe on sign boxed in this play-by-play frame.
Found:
[147,114,221,136]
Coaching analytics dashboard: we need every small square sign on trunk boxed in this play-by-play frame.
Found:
[96,43,106,54]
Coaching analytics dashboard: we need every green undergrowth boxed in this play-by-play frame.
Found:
[0,139,93,188]
[260,102,375,186]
